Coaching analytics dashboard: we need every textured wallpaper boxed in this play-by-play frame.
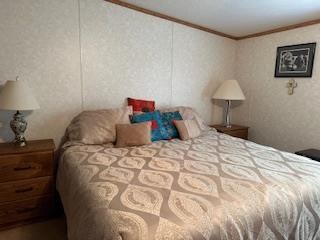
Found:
[0,0,82,145]
[172,24,236,124]
[234,24,320,152]
[80,0,173,110]
[0,0,236,145]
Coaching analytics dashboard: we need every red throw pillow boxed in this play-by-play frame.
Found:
[127,97,155,114]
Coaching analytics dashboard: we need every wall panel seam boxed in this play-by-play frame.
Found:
[78,0,84,110]
[170,23,174,106]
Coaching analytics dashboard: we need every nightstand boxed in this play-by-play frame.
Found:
[0,139,55,230]
[211,124,249,140]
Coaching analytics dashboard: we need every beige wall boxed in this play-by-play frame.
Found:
[234,24,320,152]
[0,0,236,145]
[0,0,82,146]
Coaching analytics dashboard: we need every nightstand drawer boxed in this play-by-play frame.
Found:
[0,177,53,204]
[227,130,248,139]
[0,151,53,182]
[0,196,53,226]
[0,139,55,229]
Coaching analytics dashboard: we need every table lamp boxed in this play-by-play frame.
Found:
[212,79,245,128]
[0,77,40,146]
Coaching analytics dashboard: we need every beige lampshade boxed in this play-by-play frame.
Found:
[212,80,245,100]
[0,79,40,111]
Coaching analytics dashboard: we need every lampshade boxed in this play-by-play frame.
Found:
[0,79,40,111]
[212,80,245,100]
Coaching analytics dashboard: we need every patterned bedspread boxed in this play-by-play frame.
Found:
[57,129,320,240]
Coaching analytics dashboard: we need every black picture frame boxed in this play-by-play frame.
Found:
[274,42,316,78]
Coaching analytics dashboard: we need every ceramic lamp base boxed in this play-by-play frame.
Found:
[10,111,27,147]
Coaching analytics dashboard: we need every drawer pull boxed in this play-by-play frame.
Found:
[14,165,32,171]
[15,187,34,193]
[16,207,36,214]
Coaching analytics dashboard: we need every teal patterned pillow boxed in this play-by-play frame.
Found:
[161,111,183,139]
[131,111,169,141]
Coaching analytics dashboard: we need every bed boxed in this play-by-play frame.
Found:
[57,128,320,240]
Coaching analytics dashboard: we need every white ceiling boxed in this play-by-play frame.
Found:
[122,0,320,37]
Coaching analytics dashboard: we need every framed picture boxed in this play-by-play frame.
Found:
[274,42,316,78]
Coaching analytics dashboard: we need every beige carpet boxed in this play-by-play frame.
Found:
[0,217,67,240]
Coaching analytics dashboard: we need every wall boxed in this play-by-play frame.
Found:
[0,0,82,146]
[80,0,236,124]
[0,0,236,146]
[234,24,320,152]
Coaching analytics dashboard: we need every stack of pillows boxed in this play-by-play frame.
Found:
[116,98,204,147]
[67,97,207,148]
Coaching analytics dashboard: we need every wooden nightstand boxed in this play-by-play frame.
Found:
[211,124,249,140]
[0,139,55,230]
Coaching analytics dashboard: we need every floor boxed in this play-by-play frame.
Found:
[0,217,67,240]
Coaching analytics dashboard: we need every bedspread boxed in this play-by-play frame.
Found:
[57,130,320,240]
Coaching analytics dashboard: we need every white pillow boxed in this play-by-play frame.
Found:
[160,106,209,131]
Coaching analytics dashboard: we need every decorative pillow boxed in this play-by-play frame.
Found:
[127,97,155,114]
[131,111,169,141]
[174,119,201,141]
[160,111,183,139]
[115,122,152,148]
[67,106,133,144]
[160,106,209,131]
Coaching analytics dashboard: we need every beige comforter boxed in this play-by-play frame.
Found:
[57,129,320,240]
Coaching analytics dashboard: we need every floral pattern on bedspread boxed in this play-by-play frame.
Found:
[57,130,320,240]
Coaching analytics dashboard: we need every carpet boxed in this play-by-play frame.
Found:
[0,217,67,240]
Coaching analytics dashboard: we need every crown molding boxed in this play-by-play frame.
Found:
[105,0,320,41]
[238,18,320,40]
[105,0,237,40]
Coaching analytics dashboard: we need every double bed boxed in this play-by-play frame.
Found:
[57,128,320,240]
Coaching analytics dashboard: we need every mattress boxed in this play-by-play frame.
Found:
[57,129,320,240]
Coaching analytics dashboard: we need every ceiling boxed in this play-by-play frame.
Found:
[121,0,320,38]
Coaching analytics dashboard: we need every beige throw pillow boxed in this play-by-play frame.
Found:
[67,106,133,145]
[174,119,201,140]
[116,122,152,148]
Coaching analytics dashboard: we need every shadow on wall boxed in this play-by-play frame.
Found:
[211,98,244,125]
[0,82,10,142]
[0,111,13,143]
[202,80,215,102]
[205,79,226,124]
